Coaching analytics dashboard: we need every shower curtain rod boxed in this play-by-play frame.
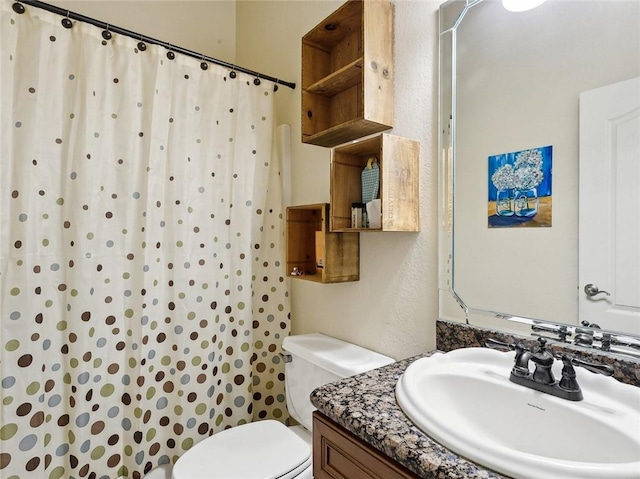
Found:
[12,0,296,91]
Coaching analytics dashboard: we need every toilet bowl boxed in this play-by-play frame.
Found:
[171,333,394,479]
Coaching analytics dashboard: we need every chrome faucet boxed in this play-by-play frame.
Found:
[487,337,615,401]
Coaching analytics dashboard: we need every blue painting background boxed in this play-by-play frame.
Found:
[487,145,553,201]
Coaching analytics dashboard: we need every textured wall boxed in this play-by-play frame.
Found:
[237,0,441,359]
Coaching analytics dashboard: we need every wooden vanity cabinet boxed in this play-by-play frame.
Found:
[313,412,420,479]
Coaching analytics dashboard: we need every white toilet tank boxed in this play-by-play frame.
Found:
[282,333,394,431]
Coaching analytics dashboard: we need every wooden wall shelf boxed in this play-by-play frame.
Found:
[330,133,420,232]
[301,0,394,148]
[286,204,359,283]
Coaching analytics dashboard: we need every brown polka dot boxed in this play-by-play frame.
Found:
[26,456,40,471]
[81,311,91,321]
[91,421,105,434]
[16,403,32,416]
[30,411,45,427]
[18,354,33,367]
[107,454,120,467]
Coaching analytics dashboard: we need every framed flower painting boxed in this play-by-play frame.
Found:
[488,145,552,228]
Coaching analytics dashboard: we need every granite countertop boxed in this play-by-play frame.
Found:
[310,354,508,479]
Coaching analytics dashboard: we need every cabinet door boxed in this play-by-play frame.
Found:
[313,412,420,479]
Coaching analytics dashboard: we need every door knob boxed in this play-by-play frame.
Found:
[584,283,610,297]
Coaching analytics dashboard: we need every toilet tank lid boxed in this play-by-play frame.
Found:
[282,333,394,378]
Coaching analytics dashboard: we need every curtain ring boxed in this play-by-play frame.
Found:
[229,67,237,79]
[61,11,73,29]
[253,74,261,86]
[166,45,175,60]
[12,2,25,14]
[200,55,208,71]
[102,24,112,40]
[137,34,147,51]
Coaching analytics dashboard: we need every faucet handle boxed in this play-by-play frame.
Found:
[485,338,516,351]
[570,357,614,377]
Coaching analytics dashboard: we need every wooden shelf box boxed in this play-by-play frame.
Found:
[301,0,394,148]
[330,133,420,232]
[286,204,359,283]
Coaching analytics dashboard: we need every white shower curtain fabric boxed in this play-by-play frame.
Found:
[0,3,290,479]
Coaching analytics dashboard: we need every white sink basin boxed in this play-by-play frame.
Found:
[396,347,640,479]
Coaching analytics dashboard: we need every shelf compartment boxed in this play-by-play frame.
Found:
[330,133,420,232]
[286,204,359,283]
[301,0,393,148]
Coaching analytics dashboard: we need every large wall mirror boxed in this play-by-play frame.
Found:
[438,0,640,351]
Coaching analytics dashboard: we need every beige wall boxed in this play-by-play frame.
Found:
[43,0,440,360]
[49,1,236,62]
[237,0,440,359]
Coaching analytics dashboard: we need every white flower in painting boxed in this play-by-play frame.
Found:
[514,165,544,189]
[514,148,543,170]
[491,164,516,190]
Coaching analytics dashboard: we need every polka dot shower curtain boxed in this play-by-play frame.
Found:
[0,3,290,478]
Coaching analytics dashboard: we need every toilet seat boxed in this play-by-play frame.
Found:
[171,420,312,479]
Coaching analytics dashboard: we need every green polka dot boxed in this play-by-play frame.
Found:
[91,446,105,460]
[57,321,68,331]
[161,356,171,366]
[195,403,207,415]
[124,309,134,318]
[0,423,18,440]
[146,429,156,442]
[49,467,66,479]
[26,382,40,395]
[146,387,156,400]
[237,302,245,310]
[100,384,115,397]
[10,287,20,296]
[56,198,64,205]
[5,340,20,351]
[182,437,194,450]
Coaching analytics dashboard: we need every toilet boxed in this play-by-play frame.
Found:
[171,333,394,479]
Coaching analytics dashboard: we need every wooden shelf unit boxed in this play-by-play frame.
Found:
[301,0,394,148]
[330,133,420,232]
[286,204,359,283]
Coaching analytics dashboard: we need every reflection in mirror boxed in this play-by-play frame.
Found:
[438,0,640,354]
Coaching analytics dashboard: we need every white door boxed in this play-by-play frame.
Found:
[579,76,640,335]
